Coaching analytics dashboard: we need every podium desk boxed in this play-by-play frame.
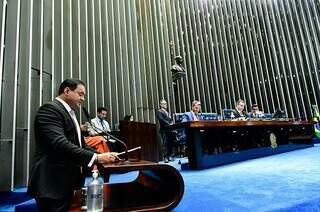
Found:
[119,121,158,162]
[170,119,314,170]
[70,160,184,212]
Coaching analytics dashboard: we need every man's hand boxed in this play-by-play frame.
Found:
[96,152,120,164]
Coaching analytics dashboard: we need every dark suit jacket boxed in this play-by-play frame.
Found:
[28,99,96,200]
[233,109,248,118]
[156,109,172,132]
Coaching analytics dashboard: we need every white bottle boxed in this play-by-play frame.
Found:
[87,169,103,212]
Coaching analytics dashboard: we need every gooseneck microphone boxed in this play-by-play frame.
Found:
[82,107,129,158]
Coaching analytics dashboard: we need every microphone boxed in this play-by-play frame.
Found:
[82,107,130,160]
[82,107,92,124]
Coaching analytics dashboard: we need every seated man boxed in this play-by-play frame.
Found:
[248,104,264,118]
[182,101,210,154]
[182,101,201,122]
[233,99,248,119]
[89,107,111,135]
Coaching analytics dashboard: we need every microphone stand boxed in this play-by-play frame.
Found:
[94,126,129,161]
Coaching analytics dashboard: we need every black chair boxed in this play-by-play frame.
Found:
[173,113,185,123]
[172,113,187,158]
[273,109,286,119]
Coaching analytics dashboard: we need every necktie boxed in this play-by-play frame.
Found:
[163,109,171,119]
[70,110,83,174]
[69,110,82,147]
[100,119,105,130]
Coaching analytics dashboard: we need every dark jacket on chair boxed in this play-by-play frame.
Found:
[233,110,248,119]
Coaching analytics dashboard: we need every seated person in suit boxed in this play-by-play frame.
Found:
[248,104,264,118]
[89,107,111,135]
[233,99,248,119]
[182,100,201,122]
[182,101,216,155]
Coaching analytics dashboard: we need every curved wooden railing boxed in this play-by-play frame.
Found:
[70,160,184,211]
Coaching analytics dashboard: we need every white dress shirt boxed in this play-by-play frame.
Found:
[89,117,111,135]
[55,97,96,167]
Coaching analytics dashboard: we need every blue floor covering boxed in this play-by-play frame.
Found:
[173,145,320,211]
[2,145,320,211]
[0,188,29,212]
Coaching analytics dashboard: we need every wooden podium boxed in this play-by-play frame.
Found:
[119,121,158,162]
[70,161,184,211]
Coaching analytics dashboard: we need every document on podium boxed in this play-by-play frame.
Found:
[116,146,142,156]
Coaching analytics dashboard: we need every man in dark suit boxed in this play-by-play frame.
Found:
[229,100,248,151]
[182,100,201,122]
[156,99,174,163]
[233,99,248,119]
[28,79,119,212]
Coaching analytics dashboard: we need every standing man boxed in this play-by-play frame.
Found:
[28,79,119,212]
[156,99,174,163]
[182,100,201,122]
[89,107,111,135]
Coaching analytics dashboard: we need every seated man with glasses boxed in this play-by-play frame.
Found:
[248,104,265,118]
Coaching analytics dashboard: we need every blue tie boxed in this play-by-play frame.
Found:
[100,119,105,130]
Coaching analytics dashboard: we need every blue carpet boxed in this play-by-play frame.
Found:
[2,146,320,211]
[103,146,320,211]
[313,137,320,144]
[0,188,31,212]
[173,145,320,211]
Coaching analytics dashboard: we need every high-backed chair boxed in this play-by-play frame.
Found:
[172,113,187,157]
[173,113,185,123]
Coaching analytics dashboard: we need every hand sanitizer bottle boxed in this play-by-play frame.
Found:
[87,167,103,212]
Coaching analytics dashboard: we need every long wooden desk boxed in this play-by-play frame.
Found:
[70,160,184,211]
[170,119,314,170]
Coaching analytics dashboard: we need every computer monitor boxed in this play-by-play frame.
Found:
[263,113,273,119]
[199,113,218,120]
